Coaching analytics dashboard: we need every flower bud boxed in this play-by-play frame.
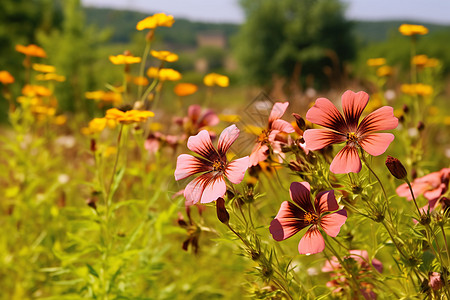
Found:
[385,156,407,180]
[292,113,306,131]
[429,272,443,291]
[216,197,230,224]
[402,104,409,114]
[417,121,425,131]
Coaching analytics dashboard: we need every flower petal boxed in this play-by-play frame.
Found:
[174,154,211,180]
[306,97,347,132]
[341,90,369,131]
[303,129,346,150]
[249,143,269,166]
[298,226,325,255]
[200,175,226,204]
[320,209,347,237]
[270,201,307,241]
[225,156,249,184]
[330,145,361,174]
[359,133,394,156]
[217,124,240,156]
[188,104,201,122]
[268,102,289,124]
[271,119,295,133]
[315,190,339,214]
[184,173,225,205]
[199,109,220,127]
[357,106,398,134]
[187,129,218,160]
[289,182,314,212]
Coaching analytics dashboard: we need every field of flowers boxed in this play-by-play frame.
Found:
[1,11,450,300]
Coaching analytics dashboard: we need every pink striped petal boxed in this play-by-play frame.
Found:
[200,175,226,204]
[270,201,307,241]
[357,106,398,134]
[249,143,269,166]
[298,226,325,255]
[268,102,289,124]
[225,156,249,184]
[306,98,347,132]
[289,182,314,212]
[188,104,201,122]
[303,129,346,150]
[359,133,394,156]
[217,124,240,156]
[199,109,219,127]
[320,209,347,237]
[341,90,369,131]
[174,154,211,180]
[314,190,339,214]
[184,173,226,205]
[271,119,295,133]
[330,145,361,174]
[187,130,218,160]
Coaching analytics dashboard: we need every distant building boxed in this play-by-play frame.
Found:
[196,31,227,48]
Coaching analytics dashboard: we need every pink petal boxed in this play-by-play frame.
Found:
[199,109,219,127]
[359,133,394,156]
[200,175,226,204]
[187,130,219,160]
[184,173,226,205]
[298,226,325,255]
[174,154,211,180]
[357,106,398,134]
[303,129,346,150]
[320,209,347,237]
[306,97,347,132]
[424,184,445,201]
[271,119,295,133]
[330,145,361,174]
[371,257,383,273]
[188,104,201,122]
[217,124,240,156]
[249,143,269,166]
[225,156,249,184]
[341,90,369,131]
[289,182,314,211]
[270,201,307,241]
[396,181,430,201]
[268,102,289,124]
[314,190,339,214]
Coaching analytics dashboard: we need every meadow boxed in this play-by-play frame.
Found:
[1,6,450,300]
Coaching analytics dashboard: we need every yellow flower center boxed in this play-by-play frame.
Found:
[304,212,319,225]
[212,160,226,172]
[257,129,270,143]
[347,132,359,143]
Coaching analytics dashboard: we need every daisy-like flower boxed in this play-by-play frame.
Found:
[203,73,229,87]
[398,24,428,36]
[150,50,179,63]
[177,104,219,137]
[174,125,249,205]
[136,13,175,30]
[249,102,295,166]
[109,54,141,65]
[174,83,198,97]
[15,44,47,58]
[105,108,154,124]
[147,67,182,81]
[269,182,347,255]
[0,71,14,85]
[303,90,398,174]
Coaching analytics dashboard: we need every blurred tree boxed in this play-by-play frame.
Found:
[234,0,356,90]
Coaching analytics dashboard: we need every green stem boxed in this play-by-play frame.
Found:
[404,179,422,217]
[138,40,152,99]
[440,224,450,264]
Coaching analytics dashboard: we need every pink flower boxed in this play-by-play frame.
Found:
[249,102,295,166]
[429,272,443,291]
[176,104,219,137]
[175,125,249,205]
[303,90,398,173]
[396,168,450,210]
[269,182,347,255]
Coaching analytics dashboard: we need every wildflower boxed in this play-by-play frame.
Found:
[174,83,198,97]
[36,73,66,82]
[376,65,393,77]
[22,85,52,97]
[174,125,249,205]
[147,67,182,81]
[303,90,398,173]
[105,108,154,124]
[385,156,407,180]
[425,58,440,68]
[399,24,428,36]
[366,58,386,67]
[32,63,56,73]
[109,54,141,65]
[249,102,295,166]
[429,272,443,291]
[136,13,175,30]
[412,55,428,67]
[178,104,219,136]
[203,73,229,87]
[150,50,179,62]
[396,168,450,209]
[401,84,433,96]
[81,118,115,135]
[0,71,14,84]
[133,76,149,86]
[270,182,347,255]
[15,44,46,57]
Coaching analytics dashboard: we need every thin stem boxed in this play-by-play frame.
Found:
[405,179,422,216]
[138,39,152,99]
[440,224,450,264]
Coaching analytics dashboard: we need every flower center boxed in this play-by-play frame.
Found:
[346,132,359,145]
[257,129,270,143]
[304,212,319,225]
[212,159,226,172]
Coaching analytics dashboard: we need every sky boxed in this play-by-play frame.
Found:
[81,0,450,25]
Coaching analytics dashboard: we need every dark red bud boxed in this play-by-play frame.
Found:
[216,197,230,224]
[385,156,407,180]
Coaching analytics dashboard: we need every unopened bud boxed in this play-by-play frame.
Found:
[429,272,443,291]
[402,104,409,114]
[292,113,306,131]
[90,138,96,152]
[385,156,407,180]
[216,197,230,224]
[417,121,425,131]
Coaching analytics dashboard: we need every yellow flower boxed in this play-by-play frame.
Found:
[376,66,393,77]
[203,73,229,87]
[136,13,175,30]
[105,108,154,124]
[219,114,240,123]
[36,73,66,82]
[109,54,141,65]
[147,67,182,81]
[85,91,105,100]
[425,58,440,68]
[0,71,14,84]
[399,24,428,36]
[174,83,198,96]
[15,44,47,58]
[150,50,179,62]
[53,115,67,125]
[366,58,386,67]
[401,83,433,96]
[412,55,428,67]
[22,85,52,97]
[133,76,149,86]
[32,105,56,116]
[32,63,56,73]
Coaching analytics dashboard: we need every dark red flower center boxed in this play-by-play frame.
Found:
[304,212,319,225]
[212,159,226,172]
